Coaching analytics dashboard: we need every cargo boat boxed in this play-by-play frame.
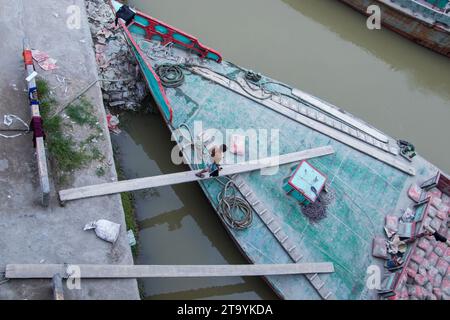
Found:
[338,0,450,57]
[110,1,450,299]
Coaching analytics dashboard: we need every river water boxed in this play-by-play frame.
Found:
[118,0,450,299]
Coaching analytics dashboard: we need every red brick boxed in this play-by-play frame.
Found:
[428,266,439,278]
[418,238,432,252]
[414,274,428,286]
[438,226,448,238]
[408,184,421,202]
[409,285,425,299]
[428,188,442,199]
[407,267,417,279]
[437,203,450,213]
[433,274,443,287]
[409,261,419,272]
[427,252,439,266]
[428,206,438,218]
[387,293,401,300]
[418,266,427,276]
[442,279,450,296]
[430,196,442,209]
[445,248,450,263]
[416,248,426,258]
[430,217,442,231]
[435,242,447,257]
[433,287,443,300]
[437,210,447,220]
[411,253,424,265]
[397,286,409,300]
[436,258,449,275]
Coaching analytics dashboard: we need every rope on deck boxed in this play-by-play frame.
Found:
[217,179,253,230]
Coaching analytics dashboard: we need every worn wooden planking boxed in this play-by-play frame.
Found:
[6,263,335,279]
[59,146,334,202]
[24,39,50,207]
[189,67,415,176]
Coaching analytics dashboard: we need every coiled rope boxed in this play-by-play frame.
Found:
[217,179,253,230]
[155,64,185,88]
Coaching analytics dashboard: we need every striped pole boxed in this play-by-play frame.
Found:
[23,38,50,207]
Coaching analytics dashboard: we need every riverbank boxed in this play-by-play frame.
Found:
[0,0,139,299]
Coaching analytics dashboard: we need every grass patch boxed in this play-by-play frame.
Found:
[36,79,94,184]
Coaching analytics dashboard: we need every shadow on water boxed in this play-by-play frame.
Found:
[112,111,277,300]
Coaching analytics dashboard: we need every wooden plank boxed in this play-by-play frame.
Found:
[59,146,334,202]
[24,39,50,207]
[189,67,415,176]
[5,263,335,279]
[291,88,389,143]
[36,137,50,206]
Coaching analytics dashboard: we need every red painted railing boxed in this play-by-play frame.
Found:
[131,12,222,63]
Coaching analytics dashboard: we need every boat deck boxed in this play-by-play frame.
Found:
[112,0,447,298]
[134,39,442,299]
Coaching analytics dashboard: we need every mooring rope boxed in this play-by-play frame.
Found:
[216,179,253,230]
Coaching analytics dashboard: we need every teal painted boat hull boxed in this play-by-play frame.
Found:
[110,0,449,300]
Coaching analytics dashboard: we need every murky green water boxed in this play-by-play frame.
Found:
[120,0,450,299]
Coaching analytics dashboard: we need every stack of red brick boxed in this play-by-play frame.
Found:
[391,188,450,300]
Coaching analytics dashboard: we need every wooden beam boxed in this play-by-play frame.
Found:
[5,263,334,279]
[52,274,65,300]
[58,146,334,202]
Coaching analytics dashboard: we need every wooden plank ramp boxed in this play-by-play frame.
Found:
[5,263,334,279]
[231,174,336,300]
[59,146,334,202]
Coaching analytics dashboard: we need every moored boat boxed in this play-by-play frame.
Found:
[110,0,450,300]
[338,0,450,57]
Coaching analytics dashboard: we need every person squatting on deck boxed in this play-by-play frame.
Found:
[196,144,227,178]
[29,116,46,148]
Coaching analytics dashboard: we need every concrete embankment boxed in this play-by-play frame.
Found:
[0,0,139,299]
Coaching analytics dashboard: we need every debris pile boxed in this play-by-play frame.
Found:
[374,175,450,300]
[85,0,148,111]
[31,50,58,71]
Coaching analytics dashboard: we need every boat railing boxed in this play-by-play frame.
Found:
[129,12,222,63]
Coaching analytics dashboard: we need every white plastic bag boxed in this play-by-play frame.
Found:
[84,219,121,243]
